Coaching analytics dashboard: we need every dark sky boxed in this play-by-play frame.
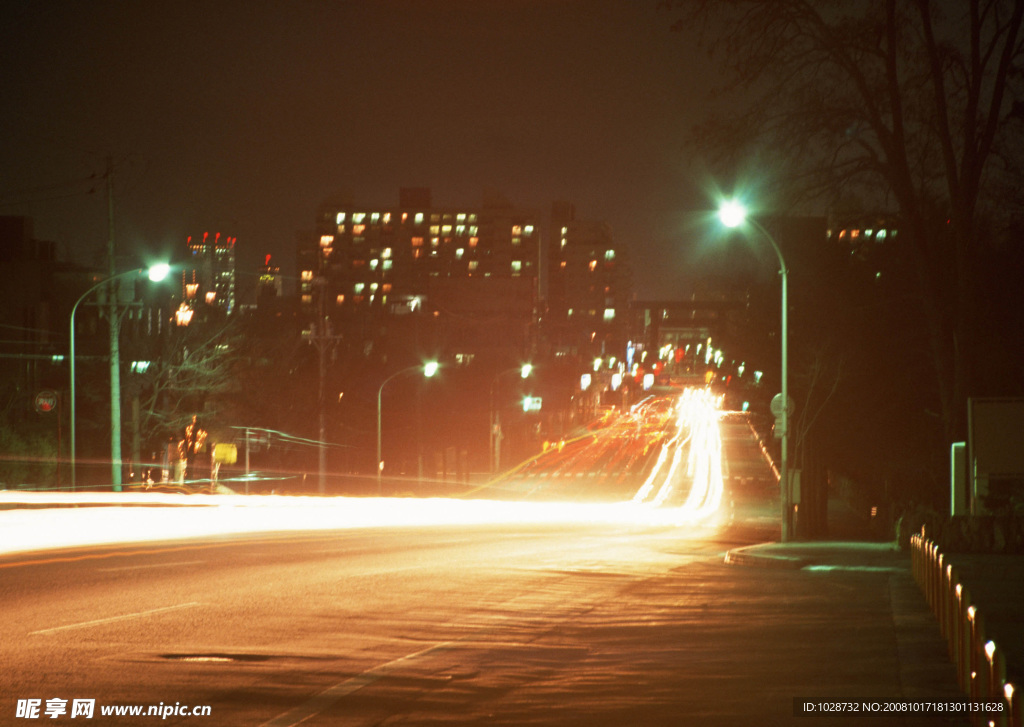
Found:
[1,0,722,299]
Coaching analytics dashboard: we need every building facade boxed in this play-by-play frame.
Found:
[299,188,541,362]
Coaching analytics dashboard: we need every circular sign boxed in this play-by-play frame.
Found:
[35,390,58,414]
[770,393,795,418]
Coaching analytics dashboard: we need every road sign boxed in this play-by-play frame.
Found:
[34,390,58,414]
[770,393,794,418]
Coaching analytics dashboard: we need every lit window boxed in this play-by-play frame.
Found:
[336,212,346,224]
[414,212,424,225]
[468,214,477,223]
[383,212,391,224]
[442,225,452,235]
[430,225,440,235]
[336,294,345,304]
[589,260,598,271]
[337,225,345,234]
[382,260,393,271]
[561,226,568,235]
[382,247,392,258]
[431,237,440,248]
[371,212,380,223]
[370,282,378,291]
[561,238,567,249]
[354,283,365,294]
[560,261,566,269]
[524,225,534,235]
[512,225,522,235]
[457,213,466,222]
[456,248,465,259]
[353,224,365,235]
[370,259,379,270]
[469,226,478,236]
[468,237,478,248]
[301,294,312,305]
[511,260,522,273]
[512,237,521,246]
[352,212,365,223]
[320,235,334,247]
[413,249,423,259]
[468,261,479,271]
[401,212,408,223]
[412,237,424,247]
[605,249,615,260]
[604,309,616,321]
[382,283,392,292]
[456,225,466,236]
[301,270,314,281]
[185,282,199,299]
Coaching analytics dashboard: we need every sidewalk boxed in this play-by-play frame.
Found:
[725,540,973,721]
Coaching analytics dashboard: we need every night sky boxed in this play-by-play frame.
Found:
[1,1,722,299]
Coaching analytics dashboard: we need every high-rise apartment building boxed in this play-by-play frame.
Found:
[545,201,632,361]
[299,188,540,360]
[181,232,236,317]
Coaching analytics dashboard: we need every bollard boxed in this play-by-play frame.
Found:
[970,610,987,707]
[985,641,1008,727]
[1005,683,1021,727]
[957,585,974,692]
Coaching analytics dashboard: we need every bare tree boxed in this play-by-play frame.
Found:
[126,318,241,465]
[675,0,1024,442]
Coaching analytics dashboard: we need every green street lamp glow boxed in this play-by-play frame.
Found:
[718,200,748,229]
[70,264,171,490]
[717,198,793,542]
[376,362,439,495]
[490,363,534,473]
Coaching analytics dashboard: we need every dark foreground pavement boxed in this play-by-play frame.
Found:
[722,541,969,726]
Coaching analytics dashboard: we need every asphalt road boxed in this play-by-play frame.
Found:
[1,409,964,726]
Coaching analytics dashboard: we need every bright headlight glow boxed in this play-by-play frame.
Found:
[0,391,727,558]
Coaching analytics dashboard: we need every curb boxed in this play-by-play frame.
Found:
[723,544,810,569]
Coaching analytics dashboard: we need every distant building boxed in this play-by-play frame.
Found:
[299,188,541,361]
[0,216,65,398]
[181,232,237,317]
[257,254,283,304]
[544,201,632,364]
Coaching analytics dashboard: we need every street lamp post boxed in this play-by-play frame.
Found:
[70,264,170,491]
[490,363,533,473]
[719,201,792,541]
[376,361,438,495]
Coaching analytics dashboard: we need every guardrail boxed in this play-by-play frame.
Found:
[911,529,1021,727]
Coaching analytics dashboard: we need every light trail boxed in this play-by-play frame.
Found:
[632,388,726,523]
[0,390,728,557]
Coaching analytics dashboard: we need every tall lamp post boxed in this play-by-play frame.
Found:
[376,361,438,495]
[718,200,792,541]
[490,363,533,473]
[70,263,171,491]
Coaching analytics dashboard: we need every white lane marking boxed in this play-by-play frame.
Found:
[259,641,455,727]
[96,560,206,572]
[29,602,203,635]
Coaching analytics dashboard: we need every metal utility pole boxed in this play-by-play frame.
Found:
[106,156,123,491]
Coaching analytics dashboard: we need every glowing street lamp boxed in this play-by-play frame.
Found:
[718,199,793,541]
[490,363,533,473]
[376,362,438,495]
[70,264,171,490]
